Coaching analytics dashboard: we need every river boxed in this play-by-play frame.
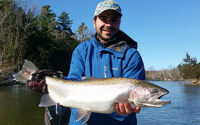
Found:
[137,81,200,125]
[0,85,44,125]
[0,81,200,125]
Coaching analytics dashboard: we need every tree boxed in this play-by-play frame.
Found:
[0,1,79,77]
[183,52,197,65]
[57,12,73,35]
[24,5,78,74]
[36,5,57,34]
[74,22,93,42]
[0,0,29,66]
[178,52,200,80]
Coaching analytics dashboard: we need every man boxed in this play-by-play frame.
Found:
[67,0,145,125]
[27,0,145,124]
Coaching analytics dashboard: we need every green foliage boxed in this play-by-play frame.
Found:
[57,12,73,35]
[0,0,79,75]
[178,52,200,80]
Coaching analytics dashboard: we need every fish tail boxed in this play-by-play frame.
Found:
[39,94,57,107]
[11,59,38,84]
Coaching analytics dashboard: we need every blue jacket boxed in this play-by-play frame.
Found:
[66,31,145,125]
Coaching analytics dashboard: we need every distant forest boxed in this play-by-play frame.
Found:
[0,0,199,82]
[146,53,200,81]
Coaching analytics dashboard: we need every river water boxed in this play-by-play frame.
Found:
[0,85,44,125]
[0,81,200,125]
[137,81,200,125]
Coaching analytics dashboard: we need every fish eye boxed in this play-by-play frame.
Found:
[149,89,158,93]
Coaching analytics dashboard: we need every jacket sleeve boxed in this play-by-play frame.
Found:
[65,45,85,81]
[122,50,145,80]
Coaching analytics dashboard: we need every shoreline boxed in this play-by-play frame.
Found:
[0,76,22,86]
[1,77,199,86]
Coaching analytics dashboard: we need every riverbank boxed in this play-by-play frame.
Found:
[0,63,18,86]
[0,76,22,86]
[0,80,18,86]
[191,79,200,85]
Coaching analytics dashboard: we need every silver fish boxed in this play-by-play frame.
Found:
[39,76,170,124]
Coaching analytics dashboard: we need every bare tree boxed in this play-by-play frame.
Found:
[73,23,93,42]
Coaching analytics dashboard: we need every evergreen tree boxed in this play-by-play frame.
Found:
[24,5,78,74]
[183,52,197,65]
[57,12,73,35]
[24,5,57,68]
[37,5,57,34]
[178,53,200,80]
[0,1,79,77]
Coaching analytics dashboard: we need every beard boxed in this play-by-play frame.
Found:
[96,27,118,42]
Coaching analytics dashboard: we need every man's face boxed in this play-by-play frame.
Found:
[93,10,121,42]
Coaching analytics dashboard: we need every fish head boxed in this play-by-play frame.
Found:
[129,81,170,108]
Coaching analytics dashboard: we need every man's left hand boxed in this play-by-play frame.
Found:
[115,103,140,116]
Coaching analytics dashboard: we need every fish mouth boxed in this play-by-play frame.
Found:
[132,92,170,108]
[154,92,171,107]
[157,92,166,99]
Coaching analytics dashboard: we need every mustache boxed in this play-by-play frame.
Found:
[102,27,116,31]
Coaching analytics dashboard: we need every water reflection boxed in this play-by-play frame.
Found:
[0,85,44,125]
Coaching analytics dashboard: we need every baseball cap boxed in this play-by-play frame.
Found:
[94,0,122,17]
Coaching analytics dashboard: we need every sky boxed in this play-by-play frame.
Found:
[30,0,200,70]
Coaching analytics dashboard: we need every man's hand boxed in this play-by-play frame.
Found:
[27,79,47,93]
[115,103,140,116]
[27,69,62,93]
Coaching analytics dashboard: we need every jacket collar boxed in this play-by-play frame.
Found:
[92,30,138,58]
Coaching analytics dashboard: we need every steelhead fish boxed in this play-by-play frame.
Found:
[39,76,170,124]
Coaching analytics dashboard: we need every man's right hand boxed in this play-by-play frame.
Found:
[115,103,140,116]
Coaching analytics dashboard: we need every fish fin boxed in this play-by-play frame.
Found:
[80,112,91,124]
[39,94,57,107]
[75,109,91,124]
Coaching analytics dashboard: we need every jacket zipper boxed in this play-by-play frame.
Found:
[104,65,107,78]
